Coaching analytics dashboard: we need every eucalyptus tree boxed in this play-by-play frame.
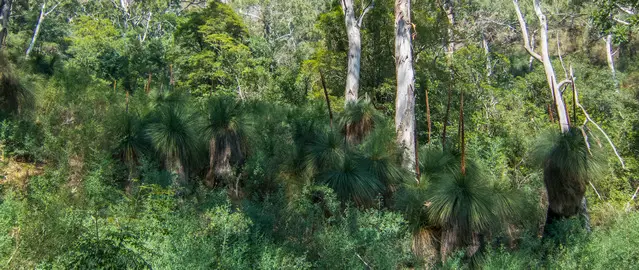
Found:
[394,0,417,176]
[173,1,253,97]
[341,0,374,104]
[25,0,60,58]
[593,0,639,90]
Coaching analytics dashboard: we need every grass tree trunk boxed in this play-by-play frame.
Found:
[342,0,361,104]
[440,225,458,262]
[394,0,416,175]
[205,137,217,188]
[0,0,13,47]
[176,158,187,185]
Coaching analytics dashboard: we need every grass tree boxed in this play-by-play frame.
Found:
[200,96,247,188]
[0,54,33,116]
[534,130,603,233]
[109,110,149,186]
[315,149,384,207]
[513,0,621,231]
[147,105,196,185]
[339,97,382,145]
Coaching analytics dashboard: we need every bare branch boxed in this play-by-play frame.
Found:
[626,185,639,212]
[357,0,374,28]
[556,32,568,79]
[44,2,60,17]
[571,66,626,169]
[614,17,631,25]
[589,181,603,201]
[616,4,636,15]
[512,0,542,62]
[557,79,572,91]
[356,252,372,269]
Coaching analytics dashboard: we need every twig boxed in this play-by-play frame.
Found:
[356,252,373,269]
[626,185,639,212]
[589,181,603,201]
[571,66,625,168]
[319,71,334,129]
[357,0,375,28]
[513,0,542,62]
[557,32,568,79]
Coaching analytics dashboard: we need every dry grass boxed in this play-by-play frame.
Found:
[0,153,43,191]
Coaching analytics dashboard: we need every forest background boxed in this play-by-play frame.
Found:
[0,0,639,268]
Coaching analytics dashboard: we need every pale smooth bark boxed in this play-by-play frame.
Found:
[141,12,152,43]
[604,34,618,91]
[0,0,13,47]
[341,0,371,104]
[26,3,45,58]
[513,0,569,133]
[443,0,455,60]
[26,1,58,58]
[394,0,416,175]
[482,33,492,78]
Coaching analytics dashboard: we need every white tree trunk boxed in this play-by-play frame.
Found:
[25,3,45,58]
[443,0,455,60]
[513,0,569,133]
[0,0,13,47]
[533,0,569,133]
[605,34,618,91]
[342,0,361,104]
[482,32,492,78]
[394,0,416,174]
[141,12,152,43]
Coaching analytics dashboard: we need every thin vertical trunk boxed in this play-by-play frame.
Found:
[141,12,152,43]
[533,0,569,133]
[169,64,175,86]
[425,85,431,144]
[320,71,334,129]
[26,3,45,58]
[528,34,535,71]
[459,87,465,175]
[605,34,618,91]
[442,83,453,149]
[394,0,416,174]
[146,73,152,94]
[0,0,13,48]
[513,0,569,133]
[342,0,361,104]
[443,0,455,60]
[482,33,492,79]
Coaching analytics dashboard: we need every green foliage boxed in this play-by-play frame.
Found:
[1,0,639,268]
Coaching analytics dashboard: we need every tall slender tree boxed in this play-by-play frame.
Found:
[513,0,570,133]
[341,0,374,104]
[26,1,60,58]
[394,0,416,177]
